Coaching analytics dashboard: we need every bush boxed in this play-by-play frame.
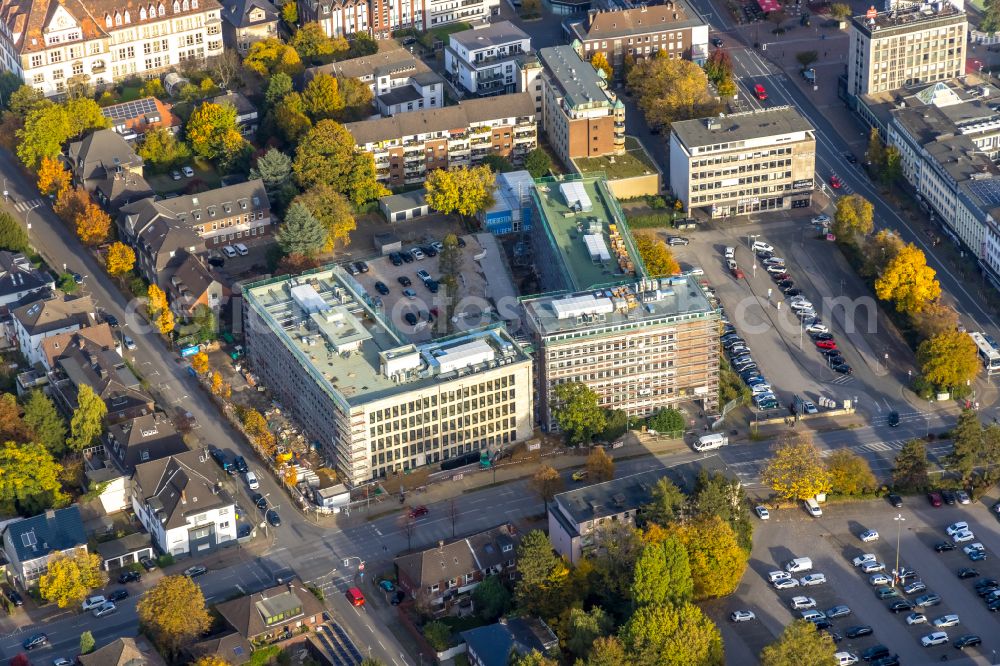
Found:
[648,408,684,435]
[129,276,149,298]
[156,553,175,568]
[626,212,679,228]
[57,273,78,294]
[423,620,453,651]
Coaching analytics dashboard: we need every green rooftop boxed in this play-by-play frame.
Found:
[574,137,660,180]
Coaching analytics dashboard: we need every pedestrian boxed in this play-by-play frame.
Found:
[383,544,388,552]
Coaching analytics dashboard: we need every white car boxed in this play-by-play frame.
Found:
[963,543,985,555]
[921,631,949,647]
[834,652,859,666]
[861,561,886,573]
[182,165,195,178]
[806,323,829,334]
[766,265,787,275]
[906,612,928,625]
[245,470,259,490]
[727,259,738,271]
[222,245,238,258]
[859,529,880,543]
[800,573,827,586]
[932,614,960,628]
[82,595,107,611]
[773,578,800,590]
[768,570,792,583]
[123,335,136,351]
[801,610,826,622]
[752,241,774,253]
[724,246,735,260]
[790,596,817,610]
[92,601,116,618]
[802,400,818,414]
[234,242,249,256]
[755,506,770,519]
[869,573,891,586]
[751,384,773,395]
[947,522,970,536]
[730,610,756,623]
[812,214,831,226]
[952,530,976,543]
[684,267,705,277]
[790,300,814,311]
[763,257,785,266]
[853,553,877,567]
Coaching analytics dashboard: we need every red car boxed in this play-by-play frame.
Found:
[816,340,838,350]
[927,491,943,507]
[754,84,768,100]
[829,175,842,189]
[408,505,428,518]
[732,267,745,279]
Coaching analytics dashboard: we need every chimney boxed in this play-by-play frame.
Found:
[438,540,445,552]
[181,490,187,505]
[587,8,597,27]
[44,509,56,520]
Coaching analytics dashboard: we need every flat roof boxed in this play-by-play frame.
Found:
[850,2,966,37]
[379,188,428,213]
[538,45,611,111]
[671,106,814,149]
[531,176,643,291]
[244,267,530,409]
[449,21,529,50]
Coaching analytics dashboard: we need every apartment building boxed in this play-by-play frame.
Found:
[243,267,534,486]
[345,93,536,187]
[568,1,709,75]
[422,0,499,32]
[11,294,96,367]
[537,45,624,164]
[297,0,370,39]
[669,107,816,218]
[445,22,530,98]
[305,42,444,116]
[0,0,225,98]
[847,1,967,98]
[219,0,278,54]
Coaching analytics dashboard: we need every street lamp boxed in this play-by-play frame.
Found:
[748,233,759,249]
[894,513,905,586]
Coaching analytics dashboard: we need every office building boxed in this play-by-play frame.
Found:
[847,1,967,98]
[422,0,499,31]
[345,93,536,187]
[445,22,531,98]
[243,267,534,486]
[669,107,816,217]
[537,45,624,164]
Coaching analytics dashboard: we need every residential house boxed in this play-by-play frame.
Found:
[345,93,536,187]
[167,251,228,316]
[38,321,116,372]
[215,578,325,644]
[394,523,519,607]
[77,636,167,666]
[305,43,444,117]
[189,633,253,665]
[106,412,188,473]
[0,0,225,98]
[445,22,531,98]
[462,618,558,666]
[49,343,155,424]
[0,251,54,311]
[101,96,182,141]
[219,0,278,54]
[10,294,96,367]
[296,0,370,39]
[210,91,259,136]
[131,448,238,556]
[0,506,87,588]
[66,128,146,191]
[568,2,710,75]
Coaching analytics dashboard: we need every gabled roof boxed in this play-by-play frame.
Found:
[209,91,258,116]
[167,251,221,307]
[67,129,144,184]
[572,1,703,41]
[101,96,182,134]
[0,251,53,300]
[56,345,152,414]
[106,412,188,472]
[94,169,155,212]
[394,523,519,587]
[3,506,86,563]
[189,632,252,665]
[461,618,558,666]
[215,578,325,640]
[77,636,167,666]
[12,294,94,336]
[40,322,116,371]
[132,449,232,531]
[219,0,277,28]
[305,41,422,81]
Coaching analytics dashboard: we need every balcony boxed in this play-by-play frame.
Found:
[448,132,469,141]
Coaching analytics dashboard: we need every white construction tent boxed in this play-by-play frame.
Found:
[583,234,611,261]
[560,181,593,212]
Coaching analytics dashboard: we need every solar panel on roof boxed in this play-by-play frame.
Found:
[101,97,159,122]
[967,178,1000,207]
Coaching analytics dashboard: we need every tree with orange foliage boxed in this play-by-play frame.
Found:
[210,371,232,399]
[37,156,70,197]
[54,186,90,224]
[283,467,298,485]
[105,241,136,277]
[190,351,209,375]
[146,284,175,335]
[75,201,111,245]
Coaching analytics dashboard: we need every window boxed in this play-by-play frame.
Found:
[72,62,83,75]
[30,54,42,68]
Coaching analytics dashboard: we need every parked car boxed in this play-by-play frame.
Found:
[921,631,949,647]
[82,595,107,611]
[118,570,141,584]
[947,521,969,536]
[956,490,971,504]
[853,553,877,567]
[790,596,817,610]
[906,612,928,625]
[109,589,129,602]
[845,626,873,639]
[755,506,770,519]
[140,556,157,571]
[934,540,956,552]
[904,580,927,594]
[888,493,903,508]
[374,281,390,295]
[826,605,852,619]
[266,509,281,526]
[933,614,960,628]
[859,530,880,543]
[730,610,756,622]
[4,587,23,606]
[915,593,942,607]
[887,600,914,613]
[861,645,890,662]
[184,566,208,578]
[92,601,117,618]
[801,573,827,586]
[958,567,980,579]
[182,166,195,178]
[954,634,982,649]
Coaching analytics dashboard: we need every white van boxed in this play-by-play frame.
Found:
[693,434,729,452]
[785,557,813,573]
[804,498,823,517]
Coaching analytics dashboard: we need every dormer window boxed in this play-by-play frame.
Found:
[123,9,131,23]
[173,0,180,12]
[139,7,147,19]
[114,12,122,25]
[182,0,189,10]
[192,0,198,7]
[105,13,113,27]
[158,2,166,14]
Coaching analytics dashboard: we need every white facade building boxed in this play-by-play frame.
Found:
[445,21,530,98]
[10,295,96,368]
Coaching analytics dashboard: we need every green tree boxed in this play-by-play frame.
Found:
[437,233,464,299]
[893,439,930,491]
[186,102,250,169]
[348,32,379,58]
[866,126,885,169]
[137,575,212,656]
[515,529,565,617]
[69,384,107,452]
[424,165,497,217]
[648,408,684,435]
[983,0,1000,34]
[601,409,629,441]
[265,72,295,107]
[883,146,902,185]
[703,49,732,85]
[22,390,67,456]
[552,381,607,445]
[796,51,819,69]
[761,433,832,501]
[293,183,357,250]
[511,651,557,666]
[829,2,851,18]
[644,476,687,526]
[591,522,643,615]
[917,329,978,389]
[0,211,29,253]
[670,516,748,600]
[620,602,724,666]
[949,408,983,485]
[303,73,345,121]
[529,464,564,513]
[565,607,614,660]
[250,148,296,209]
[17,104,70,169]
[292,22,348,60]
[471,575,510,621]
[8,85,47,118]
[690,470,753,552]
[0,71,22,109]
[138,128,191,173]
[482,153,514,173]
[832,194,874,239]
[627,55,718,130]
[80,631,95,655]
[634,234,680,277]
[631,535,693,607]
[423,620,452,651]
[587,636,628,666]
[0,440,66,512]
[337,76,375,122]
[276,203,327,257]
[760,619,837,666]
[825,449,877,496]
[293,119,388,204]
[524,147,552,178]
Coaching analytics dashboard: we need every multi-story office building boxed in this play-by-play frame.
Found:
[568,2,709,75]
[522,176,719,426]
[345,93,536,187]
[422,0,498,31]
[444,22,530,98]
[243,267,534,486]
[537,45,624,164]
[297,0,370,39]
[0,0,225,97]
[847,1,966,98]
[669,107,816,218]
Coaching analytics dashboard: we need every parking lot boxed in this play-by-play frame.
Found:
[713,496,1000,665]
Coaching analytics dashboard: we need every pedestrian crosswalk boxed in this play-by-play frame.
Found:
[11,197,45,213]
[829,374,855,385]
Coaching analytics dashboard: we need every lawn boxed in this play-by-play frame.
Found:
[574,136,660,180]
[421,22,473,48]
[146,157,222,195]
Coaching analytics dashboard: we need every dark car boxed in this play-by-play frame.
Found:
[942,489,957,505]
[954,634,982,649]
[234,455,248,473]
[959,567,980,579]
[845,152,858,164]
[238,524,253,538]
[861,645,890,662]
[711,37,724,47]
[374,281,390,295]
[887,411,900,427]
[812,332,834,341]
[23,633,47,650]
[104,313,120,327]
[888,493,903,508]
[140,556,157,571]
[404,312,418,326]
[391,590,405,606]
[988,598,1000,611]
[979,584,1000,597]
[422,245,438,257]
[209,447,231,473]
[400,251,414,263]
[266,509,281,527]
[832,363,853,374]
[778,279,794,288]
[354,261,369,273]
[389,252,403,266]
[870,656,899,666]
[783,288,802,297]
[819,347,841,357]
[846,625,874,639]
[109,589,129,602]
[397,276,412,287]
[251,492,268,510]
[425,279,439,293]
[184,565,208,578]
[823,629,843,643]
[887,600,913,613]
[5,587,23,607]
[934,540,955,551]
[118,570,141,584]
[756,250,774,259]
[813,619,832,630]
[409,505,429,518]
[975,578,999,590]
